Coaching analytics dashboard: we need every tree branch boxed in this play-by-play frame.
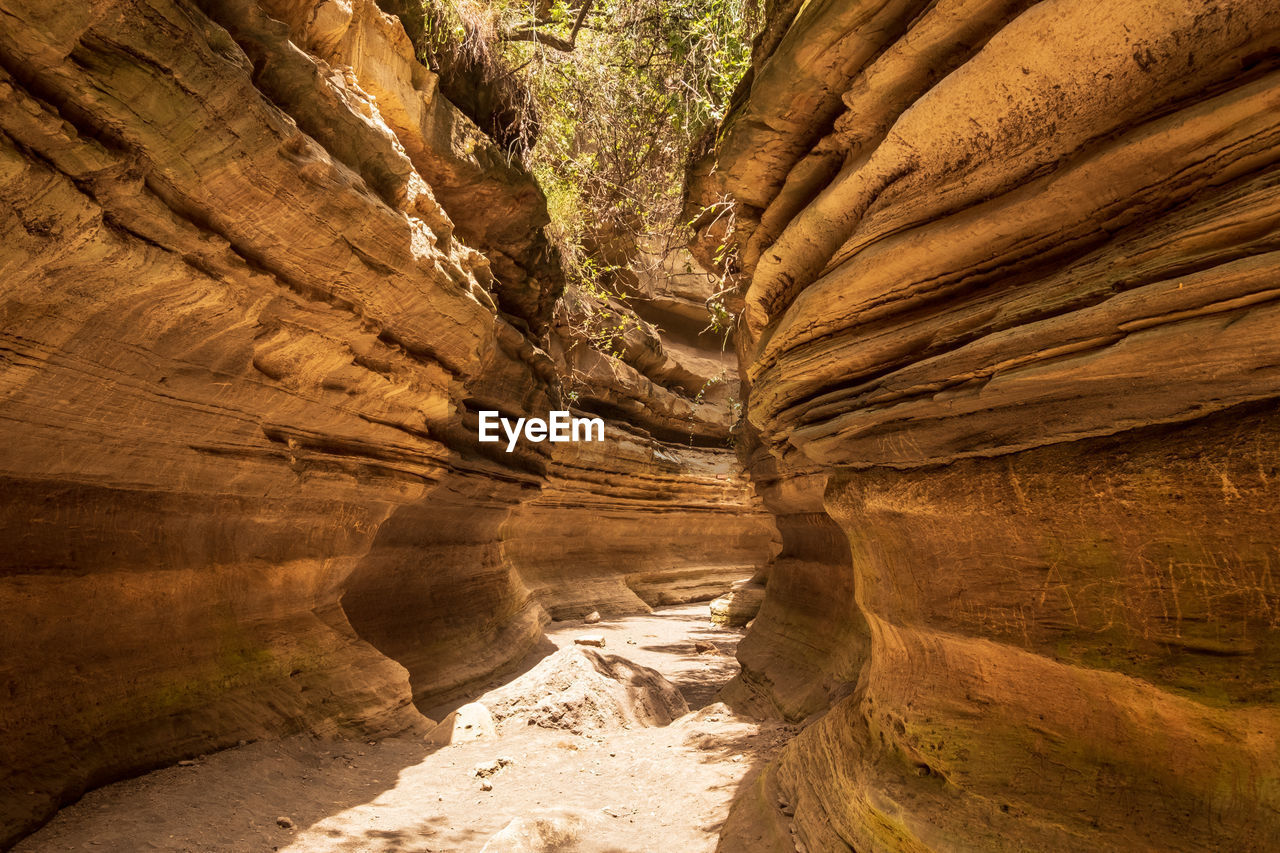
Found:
[504,0,594,53]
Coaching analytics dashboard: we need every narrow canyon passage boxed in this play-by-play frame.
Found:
[3,0,1279,850]
[16,606,791,853]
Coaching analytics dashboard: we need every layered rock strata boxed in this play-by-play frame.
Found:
[516,234,774,621]
[718,447,867,722]
[506,434,775,619]
[0,0,773,846]
[691,0,1280,849]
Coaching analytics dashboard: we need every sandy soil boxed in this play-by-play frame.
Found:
[15,605,793,852]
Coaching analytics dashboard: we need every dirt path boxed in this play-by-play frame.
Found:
[16,605,791,852]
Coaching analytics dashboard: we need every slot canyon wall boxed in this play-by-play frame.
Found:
[0,0,776,845]
[688,0,1280,850]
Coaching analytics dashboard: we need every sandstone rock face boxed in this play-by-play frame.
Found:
[0,0,774,845]
[719,449,868,722]
[505,431,775,619]
[510,231,777,621]
[691,0,1280,849]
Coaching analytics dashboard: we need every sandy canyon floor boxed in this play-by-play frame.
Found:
[16,605,793,852]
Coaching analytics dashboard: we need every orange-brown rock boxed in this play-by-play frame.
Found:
[693,0,1280,849]
[0,0,774,846]
[709,579,766,628]
[507,433,776,619]
[718,447,866,722]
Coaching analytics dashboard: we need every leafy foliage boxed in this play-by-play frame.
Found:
[515,0,755,245]
[415,0,756,311]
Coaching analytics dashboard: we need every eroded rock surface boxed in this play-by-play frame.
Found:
[0,0,774,845]
[9,0,1276,848]
[691,0,1280,849]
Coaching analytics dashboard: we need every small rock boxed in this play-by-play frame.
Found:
[574,634,605,648]
[480,809,603,852]
[693,640,718,654]
[484,646,687,735]
[625,638,636,645]
[177,760,197,767]
[480,780,493,792]
[473,756,515,778]
[426,701,496,746]
[584,610,601,624]
[710,580,766,627]
[276,816,294,829]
